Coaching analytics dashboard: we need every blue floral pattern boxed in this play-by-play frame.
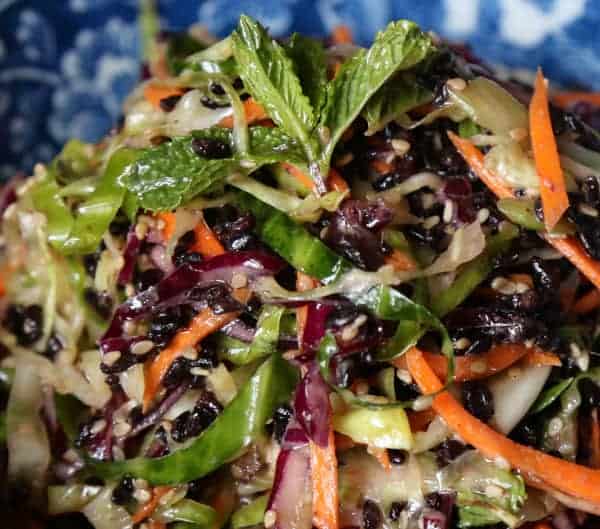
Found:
[1,0,599,178]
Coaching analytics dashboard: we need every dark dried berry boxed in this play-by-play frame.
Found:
[326,305,361,329]
[171,392,222,443]
[510,418,540,447]
[191,137,232,159]
[148,306,193,348]
[435,439,467,467]
[462,381,494,422]
[194,341,219,370]
[196,284,243,315]
[362,499,383,529]
[581,175,600,207]
[108,219,130,237]
[232,78,244,90]
[84,289,114,319]
[200,95,230,109]
[159,94,181,112]
[83,252,100,277]
[134,268,164,292]
[44,333,63,359]
[162,357,192,390]
[214,214,258,251]
[388,502,407,521]
[173,247,203,267]
[210,82,225,95]
[271,405,293,442]
[4,304,43,346]
[388,449,407,465]
[111,476,134,505]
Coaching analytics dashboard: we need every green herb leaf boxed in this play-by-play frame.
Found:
[318,20,435,173]
[232,16,319,161]
[286,33,328,115]
[363,75,432,135]
[126,126,306,211]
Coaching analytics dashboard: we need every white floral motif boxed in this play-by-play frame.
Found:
[48,17,140,144]
[198,0,298,36]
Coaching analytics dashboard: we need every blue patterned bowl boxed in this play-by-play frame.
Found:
[0,0,598,178]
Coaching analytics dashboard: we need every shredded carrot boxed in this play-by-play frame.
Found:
[522,349,562,367]
[191,214,224,258]
[310,429,339,529]
[282,162,315,192]
[393,343,551,382]
[447,132,512,199]
[296,272,320,351]
[530,69,570,230]
[368,446,392,472]
[156,212,176,242]
[406,346,600,505]
[450,131,600,291]
[371,159,394,174]
[143,84,184,111]
[331,25,353,45]
[131,486,173,524]
[384,249,417,272]
[553,91,600,109]
[0,263,14,297]
[573,288,600,314]
[407,409,437,432]
[219,98,267,128]
[143,288,251,410]
[328,168,350,193]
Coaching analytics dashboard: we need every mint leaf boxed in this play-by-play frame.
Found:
[286,33,327,115]
[363,75,432,135]
[126,126,307,211]
[231,16,319,161]
[318,20,435,173]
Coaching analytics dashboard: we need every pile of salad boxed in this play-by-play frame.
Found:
[5,7,600,529]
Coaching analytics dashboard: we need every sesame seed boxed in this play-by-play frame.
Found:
[113,421,132,437]
[125,283,135,297]
[190,367,210,377]
[477,208,490,224]
[509,128,528,141]
[320,226,329,239]
[161,420,173,433]
[63,449,80,463]
[156,218,166,230]
[264,510,277,528]
[135,222,148,240]
[421,193,436,210]
[239,159,257,169]
[548,417,563,437]
[131,340,155,356]
[412,395,433,411]
[578,203,599,217]
[484,484,504,498]
[570,342,583,358]
[396,368,413,385]
[514,282,530,294]
[231,272,248,289]
[443,199,454,223]
[319,126,331,145]
[491,276,518,296]
[134,478,149,490]
[391,138,411,156]
[470,360,488,374]
[133,489,152,504]
[123,320,137,336]
[103,350,121,366]
[423,215,440,229]
[360,394,389,404]
[159,488,176,505]
[182,347,199,360]
[524,339,535,348]
[447,77,467,91]
[90,419,107,435]
[455,337,471,350]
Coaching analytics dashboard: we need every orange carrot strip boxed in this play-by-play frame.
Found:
[522,349,562,367]
[369,446,392,472]
[0,263,14,297]
[394,343,542,382]
[131,486,173,525]
[328,168,350,193]
[282,162,316,192]
[143,288,251,410]
[191,214,225,258]
[144,85,184,111]
[331,25,353,45]
[406,347,600,505]
[573,288,600,314]
[219,98,267,128]
[553,91,600,109]
[450,131,600,291]
[532,523,553,529]
[384,250,417,272]
[448,132,512,199]
[310,429,339,529]
[156,212,176,242]
[407,409,437,432]
[530,69,570,230]
[296,272,320,351]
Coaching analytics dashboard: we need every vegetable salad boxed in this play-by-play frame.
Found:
[3,6,600,529]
